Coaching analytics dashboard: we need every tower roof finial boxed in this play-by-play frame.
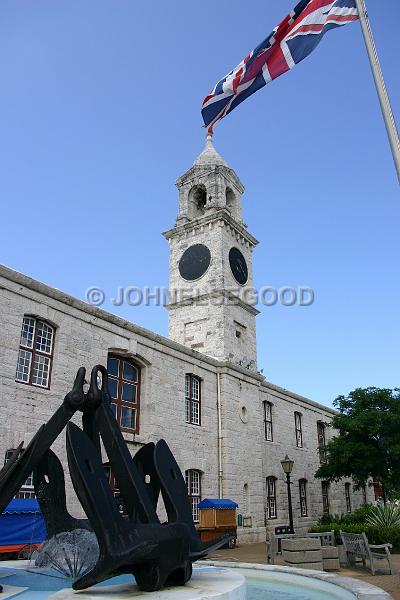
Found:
[193,133,228,168]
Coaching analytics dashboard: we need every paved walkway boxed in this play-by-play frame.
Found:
[208,543,400,599]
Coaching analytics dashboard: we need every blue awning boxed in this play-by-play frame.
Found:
[197,498,238,510]
[0,499,46,546]
[2,499,41,515]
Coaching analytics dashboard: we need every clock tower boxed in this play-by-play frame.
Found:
[163,136,259,370]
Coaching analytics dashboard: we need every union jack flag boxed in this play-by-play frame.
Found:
[202,0,358,132]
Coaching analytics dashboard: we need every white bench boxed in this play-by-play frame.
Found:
[340,531,393,575]
[306,531,335,546]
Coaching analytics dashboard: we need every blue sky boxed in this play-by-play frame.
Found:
[0,0,398,406]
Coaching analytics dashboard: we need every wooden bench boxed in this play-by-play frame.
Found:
[340,531,393,575]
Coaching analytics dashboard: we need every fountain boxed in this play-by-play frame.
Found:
[0,365,239,598]
[0,366,392,600]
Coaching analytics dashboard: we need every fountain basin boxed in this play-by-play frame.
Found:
[0,562,245,599]
[202,561,394,600]
[0,560,394,600]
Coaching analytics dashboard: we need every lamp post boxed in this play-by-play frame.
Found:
[281,455,294,534]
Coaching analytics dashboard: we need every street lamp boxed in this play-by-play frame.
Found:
[281,455,295,534]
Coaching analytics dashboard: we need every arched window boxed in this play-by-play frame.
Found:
[299,479,308,517]
[345,482,352,513]
[243,483,249,514]
[322,481,330,515]
[225,188,236,214]
[185,374,201,425]
[107,355,141,433]
[188,185,207,218]
[15,316,55,388]
[185,469,201,523]
[294,412,303,447]
[263,401,273,441]
[317,421,327,464]
[266,476,277,519]
[103,462,124,513]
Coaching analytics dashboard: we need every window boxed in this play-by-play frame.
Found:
[322,481,330,515]
[317,422,327,464]
[294,412,303,448]
[263,401,273,441]
[243,483,249,515]
[299,479,308,517]
[4,450,35,499]
[107,355,141,433]
[345,482,352,513]
[15,316,55,388]
[266,476,277,519]
[362,485,367,505]
[103,463,124,513]
[185,469,201,523]
[185,374,201,425]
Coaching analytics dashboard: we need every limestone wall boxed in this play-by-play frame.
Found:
[0,265,373,541]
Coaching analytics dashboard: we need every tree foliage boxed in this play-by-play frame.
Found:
[315,387,400,499]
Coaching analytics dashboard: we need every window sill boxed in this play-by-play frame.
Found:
[15,380,51,392]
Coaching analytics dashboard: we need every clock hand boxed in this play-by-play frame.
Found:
[237,262,246,278]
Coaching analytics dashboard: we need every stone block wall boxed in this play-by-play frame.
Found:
[0,265,373,542]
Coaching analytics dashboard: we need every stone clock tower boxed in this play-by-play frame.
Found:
[163,136,259,370]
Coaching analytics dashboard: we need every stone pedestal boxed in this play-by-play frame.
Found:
[282,538,323,571]
[321,546,340,571]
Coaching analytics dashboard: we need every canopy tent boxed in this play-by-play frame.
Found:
[197,498,238,510]
[0,499,46,547]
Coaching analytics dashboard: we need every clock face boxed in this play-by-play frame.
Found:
[229,247,248,285]
[179,244,211,281]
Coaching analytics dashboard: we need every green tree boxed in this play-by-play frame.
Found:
[315,387,400,503]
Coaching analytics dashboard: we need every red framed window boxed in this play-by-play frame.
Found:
[345,482,352,513]
[4,450,35,499]
[295,412,303,448]
[103,463,125,513]
[15,316,55,389]
[185,374,201,426]
[185,469,201,523]
[107,355,141,433]
[322,481,330,515]
[264,401,273,441]
[317,422,327,464]
[299,479,308,516]
[266,476,277,519]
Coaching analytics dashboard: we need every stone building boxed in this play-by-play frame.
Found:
[0,138,372,543]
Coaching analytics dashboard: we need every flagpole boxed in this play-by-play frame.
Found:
[354,0,400,183]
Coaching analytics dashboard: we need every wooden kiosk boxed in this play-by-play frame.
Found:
[197,498,238,549]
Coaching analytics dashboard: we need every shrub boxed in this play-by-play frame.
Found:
[309,523,365,544]
[317,505,375,527]
[309,522,400,551]
[318,514,346,526]
[365,526,400,550]
[366,505,400,530]
[342,504,374,525]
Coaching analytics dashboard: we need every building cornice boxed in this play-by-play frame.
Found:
[162,209,259,248]
[165,290,260,317]
[176,164,244,194]
[0,263,335,417]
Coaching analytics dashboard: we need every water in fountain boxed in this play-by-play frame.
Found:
[34,529,99,580]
